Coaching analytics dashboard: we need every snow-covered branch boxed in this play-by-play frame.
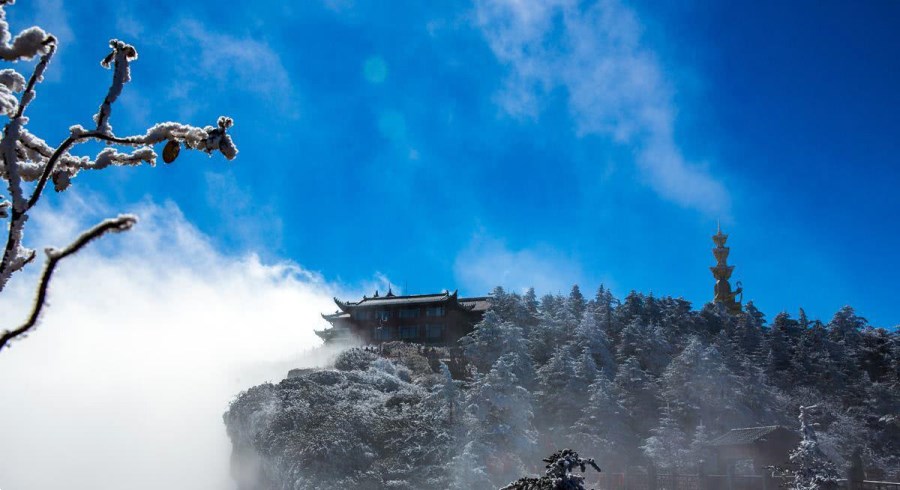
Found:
[93,39,137,134]
[0,1,52,62]
[0,215,137,351]
[0,1,238,353]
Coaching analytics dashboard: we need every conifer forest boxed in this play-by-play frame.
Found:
[225,286,900,489]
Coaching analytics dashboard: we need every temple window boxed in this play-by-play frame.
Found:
[400,325,420,339]
[353,310,373,320]
[426,306,445,317]
[374,326,395,341]
[425,324,445,340]
[398,308,419,319]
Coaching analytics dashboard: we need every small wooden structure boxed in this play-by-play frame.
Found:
[708,425,800,475]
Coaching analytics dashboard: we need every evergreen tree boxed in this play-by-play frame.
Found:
[593,285,619,341]
[462,310,533,382]
[572,305,616,377]
[788,405,840,490]
[572,375,635,470]
[523,287,541,331]
[766,312,801,385]
[642,404,689,470]
[461,310,506,373]
[614,356,659,438]
[733,300,765,361]
[530,294,571,365]
[617,319,671,376]
[660,337,739,433]
[568,284,587,322]
[458,353,537,489]
[616,291,646,332]
[537,344,581,442]
[687,422,714,468]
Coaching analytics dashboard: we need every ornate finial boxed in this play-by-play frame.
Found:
[711,225,742,314]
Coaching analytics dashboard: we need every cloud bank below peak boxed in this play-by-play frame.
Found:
[474,0,730,217]
[0,194,352,490]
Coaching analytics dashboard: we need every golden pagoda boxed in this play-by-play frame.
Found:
[711,223,742,314]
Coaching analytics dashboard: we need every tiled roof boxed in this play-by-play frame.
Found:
[354,293,451,307]
[460,297,491,312]
[708,426,786,446]
[321,311,350,320]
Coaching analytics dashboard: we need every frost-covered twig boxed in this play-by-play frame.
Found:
[0,1,238,354]
[0,1,52,62]
[94,39,136,134]
[0,34,56,290]
[0,215,137,351]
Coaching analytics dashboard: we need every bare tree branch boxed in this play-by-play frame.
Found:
[0,3,237,354]
[0,214,137,351]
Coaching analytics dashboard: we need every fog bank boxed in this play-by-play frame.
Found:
[0,196,352,490]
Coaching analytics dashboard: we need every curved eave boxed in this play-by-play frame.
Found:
[334,297,351,312]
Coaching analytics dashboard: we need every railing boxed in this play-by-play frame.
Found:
[846,481,900,490]
[593,472,900,490]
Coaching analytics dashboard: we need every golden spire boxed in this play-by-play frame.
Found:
[711,224,742,314]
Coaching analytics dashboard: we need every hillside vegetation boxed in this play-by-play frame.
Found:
[224,286,899,489]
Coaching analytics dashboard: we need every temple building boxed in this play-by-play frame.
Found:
[711,224,743,314]
[317,289,490,345]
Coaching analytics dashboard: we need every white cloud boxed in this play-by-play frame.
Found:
[454,233,584,295]
[475,0,730,216]
[115,9,145,39]
[204,170,284,253]
[170,19,295,114]
[0,195,351,490]
[33,0,73,44]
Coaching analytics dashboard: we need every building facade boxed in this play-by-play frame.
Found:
[317,289,490,345]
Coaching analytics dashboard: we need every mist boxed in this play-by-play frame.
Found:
[0,195,354,490]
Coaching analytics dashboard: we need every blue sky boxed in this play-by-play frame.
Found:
[8,0,900,328]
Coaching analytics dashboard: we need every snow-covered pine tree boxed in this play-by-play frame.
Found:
[568,284,587,322]
[614,355,659,439]
[660,336,740,433]
[687,422,713,468]
[572,305,616,378]
[642,403,689,471]
[456,353,537,489]
[500,449,601,490]
[529,293,568,365]
[0,2,237,352]
[572,374,636,470]
[460,309,534,386]
[788,405,841,490]
[616,319,671,376]
[536,343,582,442]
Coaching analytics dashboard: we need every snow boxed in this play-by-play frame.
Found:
[227,288,900,488]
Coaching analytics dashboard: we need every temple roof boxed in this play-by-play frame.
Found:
[332,290,490,312]
[321,311,350,320]
[354,292,453,308]
[459,297,491,313]
[708,426,792,447]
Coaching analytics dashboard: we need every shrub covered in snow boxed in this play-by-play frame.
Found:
[500,449,602,490]
[224,354,460,489]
